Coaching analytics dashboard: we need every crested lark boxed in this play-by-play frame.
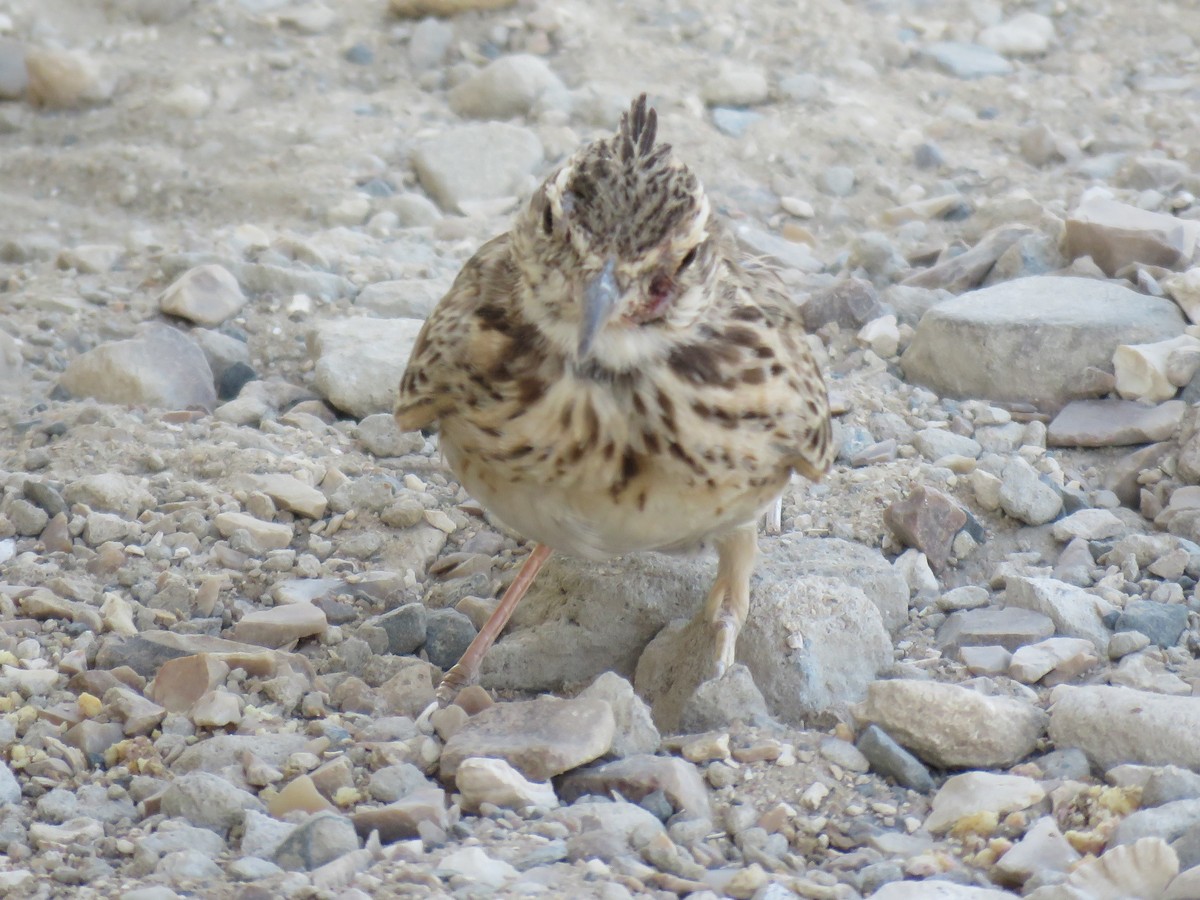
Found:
[396,95,835,704]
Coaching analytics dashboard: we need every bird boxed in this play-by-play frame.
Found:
[395,94,835,705]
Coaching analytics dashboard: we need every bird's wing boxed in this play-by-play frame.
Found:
[394,234,521,432]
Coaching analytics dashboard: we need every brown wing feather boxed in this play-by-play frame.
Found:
[394,234,518,432]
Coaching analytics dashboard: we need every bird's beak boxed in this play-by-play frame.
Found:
[578,258,619,359]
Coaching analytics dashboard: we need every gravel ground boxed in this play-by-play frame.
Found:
[3,1,1200,898]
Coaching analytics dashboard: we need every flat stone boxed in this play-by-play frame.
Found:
[242,475,327,519]
[884,484,968,570]
[922,41,1013,79]
[1049,685,1200,771]
[105,685,168,735]
[159,264,246,326]
[903,225,1032,294]
[959,645,1013,676]
[702,60,770,107]
[979,12,1056,57]
[174,733,311,774]
[389,0,515,15]
[357,412,425,457]
[308,317,426,417]
[412,122,543,214]
[1114,799,1200,846]
[233,603,327,648]
[855,679,1047,768]
[558,754,711,820]
[1048,399,1187,447]
[59,324,217,411]
[1052,508,1125,542]
[901,277,1185,412]
[350,788,448,843]
[679,664,773,734]
[1009,637,1100,685]
[1065,193,1200,277]
[938,607,1056,652]
[925,771,1045,833]
[355,278,446,320]
[994,815,1081,886]
[441,697,615,782]
[213,512,293,551]
[1004,576,1111,652]
[869,883,1020,899]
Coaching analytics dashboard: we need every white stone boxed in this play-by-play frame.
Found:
[994,815,1081,884]
[214,512,293,551]
[413,123,543,213]
[1009,637,1099,684]
[159,264,246,326]
[1050,685,1200,771]
[978,13,1056,57]
[858,314,900,358]
[702,62,770,107]
[309,317,426,417]
[448,54,566,119]
[1051,509,1125,542]
[1005,576,1110,652]
[999,457,1063,526]
[455,757,559,812]
[437,847,519,888]
[1114,335,1200,403]
[925,771,1045,833]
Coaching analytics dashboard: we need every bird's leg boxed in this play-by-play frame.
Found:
[761,496,783,535]
[435,542,553,706]
[701,523,759,678]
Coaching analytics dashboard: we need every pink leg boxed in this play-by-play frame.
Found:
[436,543,553,705]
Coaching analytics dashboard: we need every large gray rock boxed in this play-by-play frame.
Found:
[308,317,426,417]
[1049,685,1200,772]
[413,122,543,214]
[160,772,264,836]
[59,324,217,410]
[901,276,1185,411]
[481,536,907,703]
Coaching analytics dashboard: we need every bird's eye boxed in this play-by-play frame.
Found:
[542,204,554,235]
[677,246,698,273]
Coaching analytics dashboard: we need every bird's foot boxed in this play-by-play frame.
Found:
[708,613,739,682]
[435,662,474,708]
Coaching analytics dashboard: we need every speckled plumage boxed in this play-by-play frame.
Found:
[396,95,834,698]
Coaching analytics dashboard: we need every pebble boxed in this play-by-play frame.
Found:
[389,0,515,16]
[160,772,264,836]
[922,42,1013,79]
[158,264,246,326]
[884,484,968,570]
[924,771,1045,833]
[214,511,293,552]
[412,122,543,214]
[854,679,1047,768]
[855,725,935,793]
[422,607,476,669]
[559,755,711,820]
[436,846,519,889]
[938,606,1055,652]
[58,325,217,411]
[441,697,615,782]
[1066,192,1200,277]
[349,787,448,842]
[1048,398,1187,447]
[273,812,360,872]
[24,47,113,108]
[993,815,1080,885]
[1114,600,1189,648]
[309,317,426,417]
[1004,576,1111,652]
[1008,637,1099,685]
[448,54,566,119]
[978,13,1056,57]
[577,672,661,758]
[1051,508,1125,542]
[455,757,559,812]
[702,62,770,107]
[998,457,1063,526]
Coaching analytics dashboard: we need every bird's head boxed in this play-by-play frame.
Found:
[511,94,720,370]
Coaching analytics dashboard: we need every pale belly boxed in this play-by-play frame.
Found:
[440,433,786,561]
